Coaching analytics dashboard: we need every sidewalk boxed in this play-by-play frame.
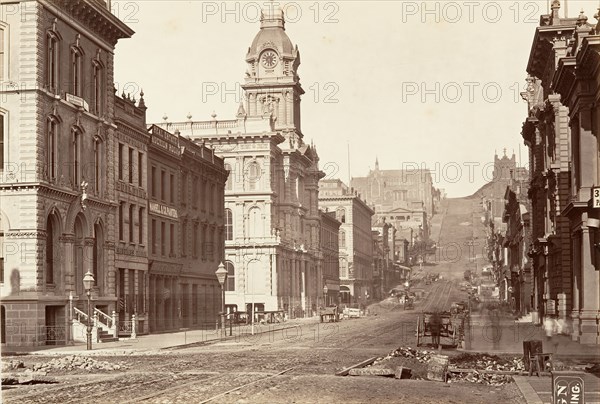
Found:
[1,316,322,356]
[465,313,600,403]
[465,314,600,360]
[514,372,600,404]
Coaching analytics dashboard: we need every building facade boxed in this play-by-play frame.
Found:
[320,210,340,306]
[146,125,227,333]
[114,93,150,334]
[521,0,579,331]
[553,8,600,344]
[0,0,227,346]
[501,182,532,316]
[0,0,133,346]
[351,159,435,234]
[319,179,374,305]
[158,7,324,318]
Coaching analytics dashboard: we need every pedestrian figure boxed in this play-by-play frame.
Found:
[429,311,442,349]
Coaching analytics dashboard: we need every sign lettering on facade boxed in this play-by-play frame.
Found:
[552,374,585,404]
[593,187,600,208]
[149,202,178,219]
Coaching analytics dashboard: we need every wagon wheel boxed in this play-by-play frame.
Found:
[416,315,421,347]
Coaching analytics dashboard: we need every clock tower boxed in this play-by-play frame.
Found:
[243,6,304,146]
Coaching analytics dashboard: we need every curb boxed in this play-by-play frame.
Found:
[513,376,543,404]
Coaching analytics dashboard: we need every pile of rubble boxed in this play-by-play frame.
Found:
[449,370,512,386]
[447,353,523,386]
[389,346,434,363]
[1,360,25,372]
[371,348,521,386]
[32,355,128,372]
[450,353,525,372]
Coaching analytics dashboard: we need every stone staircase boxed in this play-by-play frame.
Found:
[98,328,119,343]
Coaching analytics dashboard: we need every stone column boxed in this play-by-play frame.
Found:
[577,108,598,200]
[571,233,581,341]
[61,235,76,293]
[579,223,600,344]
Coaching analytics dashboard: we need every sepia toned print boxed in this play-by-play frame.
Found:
[0,1,599,403]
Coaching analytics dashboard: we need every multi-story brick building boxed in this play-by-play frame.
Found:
[553,8,600,344]
[158,7,324,318]
[319,179,374,305]
[0,0,133,346]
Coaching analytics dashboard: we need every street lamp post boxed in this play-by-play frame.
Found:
[82,270,95,350]
[323,285,328,307]
[215,262,227,337]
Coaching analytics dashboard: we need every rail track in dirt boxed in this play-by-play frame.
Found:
[3,367,300,404]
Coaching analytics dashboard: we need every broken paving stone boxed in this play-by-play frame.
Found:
[348,368,395,377]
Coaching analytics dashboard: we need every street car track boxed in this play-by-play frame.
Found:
[422,281,453,312]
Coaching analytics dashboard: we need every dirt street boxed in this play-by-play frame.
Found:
[2,279,525,403]
[0,198,550,403]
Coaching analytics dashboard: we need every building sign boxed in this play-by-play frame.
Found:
[66,93,89,112]
[553,373,585,404]
[593,187,600,208]
[149,202,178,219]
[149,125,180,156]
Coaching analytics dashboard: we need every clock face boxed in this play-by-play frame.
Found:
[261,50,279,69]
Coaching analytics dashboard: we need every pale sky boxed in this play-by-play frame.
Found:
[113,0,598,197]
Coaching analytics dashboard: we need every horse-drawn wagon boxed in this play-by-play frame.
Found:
[416,311,462,348]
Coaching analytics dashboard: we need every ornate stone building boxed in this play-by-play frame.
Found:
[520,2,600,344]
[0,0,228,346]
[114,93,150,335]
[146,125,227,333]
[0,0,133,346]
[351,160,434,241]
[159,7,324,318]
[553,8,600,344]
[319,179,374,305]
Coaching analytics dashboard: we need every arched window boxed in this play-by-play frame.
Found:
[70,40,83,96]
[339,230,346,248]
[94,136,102,195]
[47,29,60,92]
[336,208,346,223]
[92,56,104,116]
[225,209,233,241]
[46,214,56,284]
[339,258,348,278]
[225,261,235,291]
[72,127,82,189]
[73,214,85,295]
[47,116,59,181]
[93,222,104,293]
